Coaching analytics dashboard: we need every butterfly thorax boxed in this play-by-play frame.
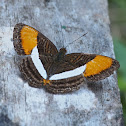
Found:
[46,48,67,79]
[54,48,67,62]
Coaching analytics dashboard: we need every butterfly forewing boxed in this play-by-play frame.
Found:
[13,23,58,56]
[64,53,96,67]
[13,23,57,77]
[19,57,43,88]
[64,53,120,81]
[41,53,96,77]
[36,30,59,75]
[13,23,39,55]
[37,33,58,56]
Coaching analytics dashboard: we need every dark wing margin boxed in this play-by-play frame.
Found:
[37,32,58,56]
[19,57,43,88]
[13,23,26,55]
[83,55,120,81]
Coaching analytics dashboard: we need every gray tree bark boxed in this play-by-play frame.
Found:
[0,0,124,126]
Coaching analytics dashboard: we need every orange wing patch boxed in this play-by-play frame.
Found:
[84,55,112,77]
[43,79,51,85]
[20,26,38,55]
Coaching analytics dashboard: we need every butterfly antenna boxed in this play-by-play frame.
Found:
[65,32,88,48]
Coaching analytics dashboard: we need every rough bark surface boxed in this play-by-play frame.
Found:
[0,0,124,126]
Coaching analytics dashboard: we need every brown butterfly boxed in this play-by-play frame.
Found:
[13,23,120,94]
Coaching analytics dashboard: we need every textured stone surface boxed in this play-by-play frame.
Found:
[0,0,124,126]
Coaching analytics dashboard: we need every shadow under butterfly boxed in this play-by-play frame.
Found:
[13,23,120,94]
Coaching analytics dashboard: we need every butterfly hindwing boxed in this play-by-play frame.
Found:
[19,57,43,88]
[19,57,85,93]
[45,74,85,94]
[39,55,53,77]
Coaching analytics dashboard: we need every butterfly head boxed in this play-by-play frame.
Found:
[59,48,67,54]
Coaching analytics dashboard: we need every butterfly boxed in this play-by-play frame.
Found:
[13,23,120,94]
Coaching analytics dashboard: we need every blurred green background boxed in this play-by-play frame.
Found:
[108,0,126,124]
